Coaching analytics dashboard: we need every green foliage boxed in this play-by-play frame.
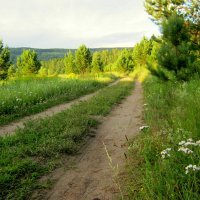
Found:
[158,14,196,80]
[75,45,92,74]
[162,14,189,46]
[40,58,64,76]
[144,0,186,24]
[0,79,133,199]
[116,49,134,72]
[125,77,200,199]
[63,51,75,74]
[16,50,41,76]
[27,48,125,75]
[133,37,152,67]
[91,52,103,73]
[7,65,16,78]
[0,40,11,80]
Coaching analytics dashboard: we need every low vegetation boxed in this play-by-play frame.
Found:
[125,76,200,199]
[0,74,117,126]
[0,79,134,199]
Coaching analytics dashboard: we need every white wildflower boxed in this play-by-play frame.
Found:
[184,141,197,147]
[178,147,193,154]
[196,140,200,146]
[143,104,148,106]
[161,148,171,159]
[179,138,200,147]
[185,164,200,174]
[139,125,149,131]
[179,141,186,146]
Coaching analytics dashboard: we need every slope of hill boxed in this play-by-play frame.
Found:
[10,47,126,62]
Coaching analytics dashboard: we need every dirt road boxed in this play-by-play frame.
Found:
[44,81,143,200]
[0,80,119,137]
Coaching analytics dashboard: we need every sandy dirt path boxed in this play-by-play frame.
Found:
[44,81,143,200]
[0,80,120,137]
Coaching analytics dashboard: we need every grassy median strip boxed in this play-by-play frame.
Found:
[0,73,117,126]
[0,78,134,200]
[125,77,200,200]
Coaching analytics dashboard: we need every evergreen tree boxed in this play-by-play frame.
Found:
[133,37,152,67]
[116,49,134,72]
[0,40,11,79]
[144,0,185,24]
[145,0,200,46]
[7,65,16,78]
[63,51,75,74]
[17,50,41,76]
[158,14,196,80]
[75,45,91,73]
[100,50,109,66]
[91,52,103,73]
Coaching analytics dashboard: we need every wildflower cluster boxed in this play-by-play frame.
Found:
[161,148,171,159]
[178,138,200,147]
[160,136,200,175]
[185,164,200,174]
[178,138,200,154]
[178,147,193,154]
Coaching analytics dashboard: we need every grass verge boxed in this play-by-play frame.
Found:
[124,76,200,200]
[0,78,134,200]
[0,73,117,126]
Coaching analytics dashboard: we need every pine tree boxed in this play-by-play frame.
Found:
[144,0,185,24]
[133,37,152,67]
[75,45,91,74]
[16,50,41,76]
[158,14,196,80]
[64,51,75,74]
[91,52,103,73]
[0,40,11,79]
[116,49,134,72]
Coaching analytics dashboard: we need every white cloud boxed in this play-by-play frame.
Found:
[0,0,160,48]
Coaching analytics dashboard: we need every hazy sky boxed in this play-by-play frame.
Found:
[0,0,160,48]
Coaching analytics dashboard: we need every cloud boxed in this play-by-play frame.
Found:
[0,0,160,48]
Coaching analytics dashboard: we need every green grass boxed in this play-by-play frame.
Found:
[125,76,200,200]
[0,79,134,200]
[0,74,117,126]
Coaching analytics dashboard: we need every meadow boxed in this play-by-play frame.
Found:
[0,78,134,199]
[0,73,117,125]
[125,76,200,199]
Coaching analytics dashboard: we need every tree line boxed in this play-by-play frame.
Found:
[0,39,158,79]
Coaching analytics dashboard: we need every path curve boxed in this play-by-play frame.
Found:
[44,81,143,200]
[0,80,120,137]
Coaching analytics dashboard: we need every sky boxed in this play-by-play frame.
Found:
[0,0,160,48]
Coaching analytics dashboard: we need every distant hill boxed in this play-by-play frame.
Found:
[10,47,126,63]
[10,48,74,63]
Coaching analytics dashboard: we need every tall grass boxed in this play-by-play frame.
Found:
[0,74,116,125]
[0,79,134,199]
[125,76,200,199]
